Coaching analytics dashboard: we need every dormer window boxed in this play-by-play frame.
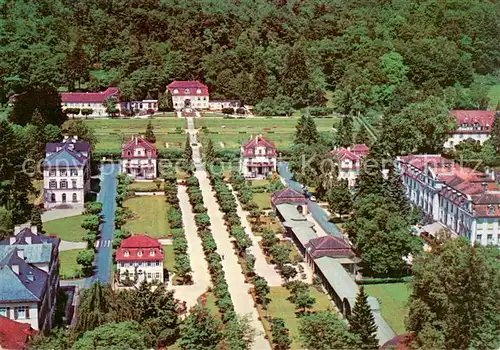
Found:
[124,250,129,257]
[138,250,143,257]
[127,150,131,156]
[248,148,253,154]
[173,89,179,94]
[149,249,155,256]
[196,88,201,94]
[184,88,190,94]
[488,205,494,214]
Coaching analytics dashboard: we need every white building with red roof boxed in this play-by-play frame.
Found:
[121,136,157,180]
[444,110,497,148]
[396,155,500,246]
[60,87,120,118]
[167,81,209,110]
[330,144,369,188]
[116,235,164,285]
[239,135,277,179]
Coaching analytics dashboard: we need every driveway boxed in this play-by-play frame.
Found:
[85,163,120,287]
[277,162,342,237]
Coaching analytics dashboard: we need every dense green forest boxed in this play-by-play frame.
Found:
[0,0,499,116]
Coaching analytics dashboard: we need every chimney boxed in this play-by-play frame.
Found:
[481,182,487,192]
[16,249,24,259]
[135,136,138,145]
[30,226,38,235]
[11,265,19,275]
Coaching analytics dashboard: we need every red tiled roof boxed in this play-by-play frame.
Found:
[450,110,497,133]
[122,136,157,159]
[120,234,161,248]
[305,236,355,259]
[167,81,209,96]
[60,87,118,103]
[381,333,414,350]
[351,143,369,154]
[242,135,276,151]
[331,144,369,169]
[0,316,37,350]
[271,188,307,207]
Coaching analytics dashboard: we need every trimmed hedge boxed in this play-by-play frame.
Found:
[356,276,413,285]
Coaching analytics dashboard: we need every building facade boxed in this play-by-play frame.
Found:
[330,144,369,188]
[121,136,157,180]
[239,135,277,179]
[121,100,158,115]
[396,155,500,246]
[208,100,239,111]
[444,110,497,149]
[0,225,60,334]
[43,136,91,209]
[60,87,120,118]
[167,81,209,110]
[116,235,164,286]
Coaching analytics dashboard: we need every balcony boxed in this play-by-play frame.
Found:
[247,162,274,167]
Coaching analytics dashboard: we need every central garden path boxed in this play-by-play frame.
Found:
[186,118,271,350]
[168,185,211,309]
[229,186,283,286]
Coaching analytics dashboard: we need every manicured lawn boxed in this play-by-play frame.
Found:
[250,179,269,187]
[253,192,271,210]
[128,181,163,192]
[66,118,186,151]
[258,286,335,349]
[365,283,410,335]
[44,215,87,242]
[488,84,500,109]
[162,244,175,273]
[59,249,84,279]
[123,196,170,238]
[195,117,335,150]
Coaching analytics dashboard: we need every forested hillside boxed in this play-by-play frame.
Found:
[0,0,498,115]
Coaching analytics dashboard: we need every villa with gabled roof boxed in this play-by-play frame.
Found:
[43,136,91,209]
[239,135,277,179]
[121,136,158,180]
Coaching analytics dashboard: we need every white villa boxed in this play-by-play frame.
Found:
[330,144,369,188]
[121,136,158,180]
[444,110,497,149]
[239,135,277,179]
[167,81,209,110]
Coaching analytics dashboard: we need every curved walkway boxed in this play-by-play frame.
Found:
[167,185,211,309]
[229,186,283,287]
[59,240,87,251]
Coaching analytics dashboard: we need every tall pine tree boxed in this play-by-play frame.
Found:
[144,121,156,143]
[26,109,47,166]
[349,286,378,349]
[336,116,353,147]
[490,112,500,152]
[30,206,44,234]
[204,138,217,165]
[384,166,411,219]
[294,115,319,145]
[184,136,192,163]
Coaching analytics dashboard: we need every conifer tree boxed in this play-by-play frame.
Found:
[204,138,217,165]
[336,115,353,147]
[30,206,44,234]
[349,286,378,349]
[294,115,319,145]
[384,166,411,219]
[184,136,192,163]
[490,112,500,152]
[145,120,156,143]
[27,109,47,165]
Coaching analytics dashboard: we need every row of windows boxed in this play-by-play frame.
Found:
[173,88,203,95]
[120,261,161,267]
[0,306,30,319]
[49,179,78,189]
[122,272,162,279]
[48,169,78,177]
[476,234,500,244]
[49,193,78,203]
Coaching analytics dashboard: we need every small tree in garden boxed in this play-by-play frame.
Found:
[261,229,277,254]
[30,206,44,234]
[349,286,378,350]
[253,275,270,307]
[280,265,298,282]
[270,243,291,268]
[245,253,256,276]
[184,136,192,163]
[271,318,292,350]
[145,120,156,143]
[195,213,211,229]
[77,249,95,276]
[103,97,119,117]
[81,214,100,233]
[174,254,192,284]
[293,291,316,314]
[205,138,217,165]
[85,201,103,215]
[80,108,93,118]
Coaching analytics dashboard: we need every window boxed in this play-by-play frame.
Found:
[173,89,178,94]
[70,169,78,176]
[487,234,493,244]
[49,180,57,189]
[124,250,129,257]
[147,273,152,279]
[0,307,7,318]
[60,180,68,189]
[150,249,155,256]
[72,193,77,203]
[155,261,160,266]
[60,169,67,176]
[138,250,143,257]
[184,88,190,94]
[137,150,142,156]
[15,306,28,320]
[120,263,124,267]
[49,169,56,176]
[477,234,482,242]
[62,193,66,203]
[51,193,56,202]
[196,88,201,94]
[155,272,160,279]
[147,262,151,267]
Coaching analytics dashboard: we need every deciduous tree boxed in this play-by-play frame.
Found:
[179,305,223,350]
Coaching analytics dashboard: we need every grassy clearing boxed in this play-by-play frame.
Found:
[195,117,336,149]
[365,283,410,335]
[253,192,271,210]
[488,84,500,109]
[67,118,186,150]
[43,215,87,242]
[123,196,170,238]
[128,181,163,192]
[258,286,335,349]
[59,249,84,279]
[162,244,175,273]
[250,179,269,187]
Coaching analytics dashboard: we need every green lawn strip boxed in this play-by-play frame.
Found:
[59,249,84,279]
[250,179,269,187]
[488,84,500,109]
[123,196,171,238]
[253,192,271,210]
[128,181,163,192]
[162,244,175,274]
[258,286,335,349]
[43,215,87,242]
[364,283,410,335]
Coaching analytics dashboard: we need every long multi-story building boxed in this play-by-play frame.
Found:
[239,135,277,179]
[396,155,500,246]
[43,136,91,209]
[444,110,497,149]
[0,225,60,334]
[167,81,209,110]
